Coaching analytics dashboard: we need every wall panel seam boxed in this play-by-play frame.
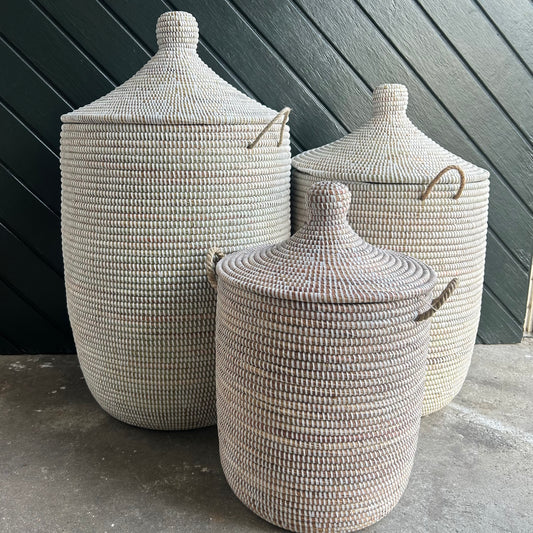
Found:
[0,161,60,219]
[0,34,73,109]
[472,0,533,77]
[414,0,532,146]
[0,332,23,353]
[0,220,63,280]
[476,329,489,344]
[95,0,152,58]
[0,98,59,158]
[488,226,530,273]
[291,0,374,93]
[483,282,523,327]
[31,0,118,87]
[100,0,157,55]
[0,270,70,339]
[224,0,351,134]
[353,0,533,215]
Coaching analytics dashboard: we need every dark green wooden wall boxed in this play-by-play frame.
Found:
[0,0,531,353]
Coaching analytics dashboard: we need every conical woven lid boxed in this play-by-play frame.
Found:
[217,181,436,304]
[62,11,276,125]
[292,84,488,184]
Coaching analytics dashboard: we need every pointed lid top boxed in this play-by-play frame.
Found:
[292,84,489,184]
[62,12,276,125]
[216,181,436,304]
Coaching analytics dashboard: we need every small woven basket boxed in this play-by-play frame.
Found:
[210,182,456,532]
[292,84,489,415]
[60,11,291,430]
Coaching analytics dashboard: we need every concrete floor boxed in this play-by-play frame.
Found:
[1,341,531,533]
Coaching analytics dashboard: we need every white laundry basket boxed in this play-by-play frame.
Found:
[292,84,489,415]
[211,182,456,532]
[60,11,291,429]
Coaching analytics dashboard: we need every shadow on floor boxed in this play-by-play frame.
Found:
[0,355,278,532]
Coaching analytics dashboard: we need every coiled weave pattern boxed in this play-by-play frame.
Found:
[215,182,439,532]
[60,12,291,430]
[292,84,489,415]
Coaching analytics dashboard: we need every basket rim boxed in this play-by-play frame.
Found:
[216,245,437,306]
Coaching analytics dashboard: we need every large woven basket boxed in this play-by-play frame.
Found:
[292,84,489,415]
[60,11,291,430]
[211,182,456,532]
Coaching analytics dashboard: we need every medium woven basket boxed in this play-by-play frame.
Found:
[292,84,489,415]
[210,182,456,532]
[60,11,291,430]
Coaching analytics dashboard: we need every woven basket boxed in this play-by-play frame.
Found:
[60,11,291,430]
[210,182,456,532]
[292,84,489,415]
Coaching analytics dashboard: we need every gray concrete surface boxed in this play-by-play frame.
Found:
[1,340,531,533]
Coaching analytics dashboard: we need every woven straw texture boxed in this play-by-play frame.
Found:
[214,182,438,532]
[292,84,489,416]
[60,11,291,430]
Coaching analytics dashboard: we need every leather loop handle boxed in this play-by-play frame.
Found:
[206,247,224,290]
[420,165,466,201]
[248,107,291,149]
[416,278,458,322]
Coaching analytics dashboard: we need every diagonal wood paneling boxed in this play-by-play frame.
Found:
[417,0,532,138]
[358,0,532,205]
[0,0,531,352]
[476,0,533,70]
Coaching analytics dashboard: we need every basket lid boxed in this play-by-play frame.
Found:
[62,11,276,125]
[292,84,489,184]
[216,181,437,304]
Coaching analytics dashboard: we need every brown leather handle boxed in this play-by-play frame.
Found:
[206,247,224,290]
[416,278,459,322]
[420,165,466,201]
[248,107,291,149]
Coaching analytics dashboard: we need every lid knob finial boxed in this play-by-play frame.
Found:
[156,11,199,50]
[307,181,351,224]
[372,84,408,118]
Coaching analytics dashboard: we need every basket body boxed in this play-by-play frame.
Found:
[59,12,291,429]
[216,290,430,532]
[215,182,437,531]
[292,85,489,415]
[293,175,488,415]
